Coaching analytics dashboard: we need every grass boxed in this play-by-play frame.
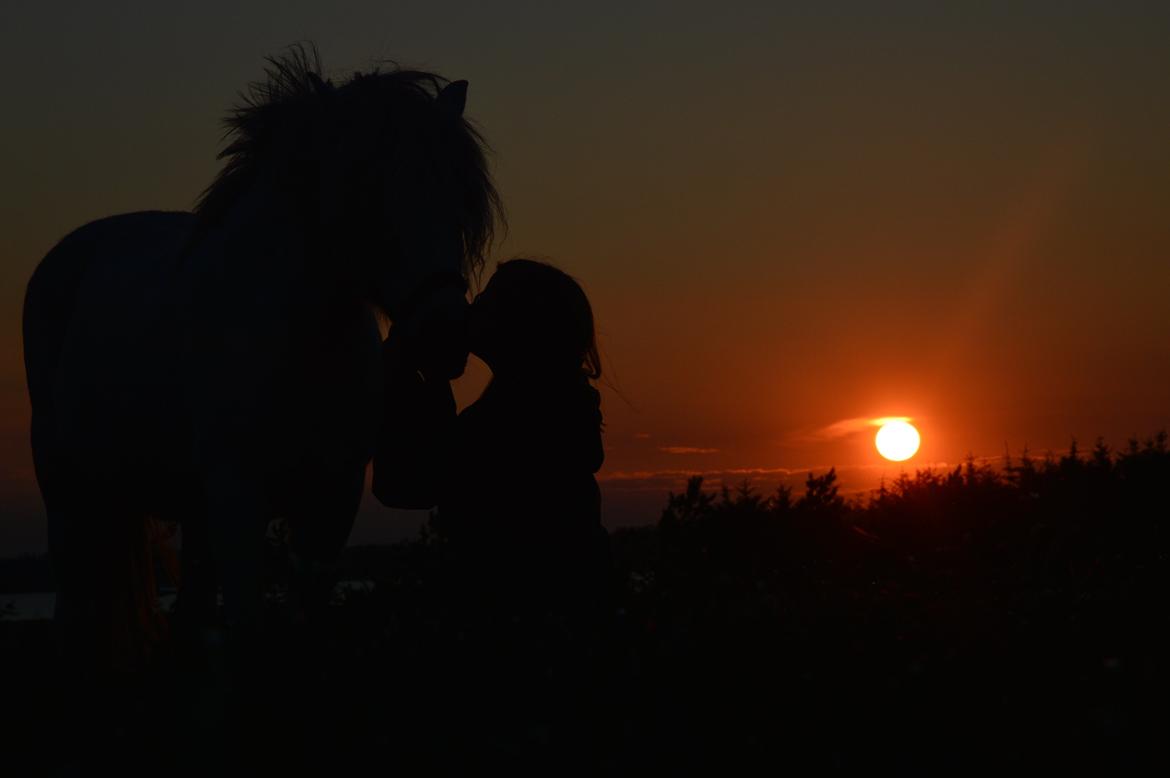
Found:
[1,434,1167,773]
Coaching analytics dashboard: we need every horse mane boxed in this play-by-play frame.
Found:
[194,43,503,277]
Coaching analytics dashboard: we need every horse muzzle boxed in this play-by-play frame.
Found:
[397,277,471,380]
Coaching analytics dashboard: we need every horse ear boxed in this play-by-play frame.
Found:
[437,80,468,117]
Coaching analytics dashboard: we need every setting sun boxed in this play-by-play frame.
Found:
[875,420,921,462]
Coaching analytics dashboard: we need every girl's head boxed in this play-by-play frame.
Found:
[469,258,601,380]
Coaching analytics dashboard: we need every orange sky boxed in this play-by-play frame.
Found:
[2,2,1169,551]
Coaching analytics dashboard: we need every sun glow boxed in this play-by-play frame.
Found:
[875,419,921,462]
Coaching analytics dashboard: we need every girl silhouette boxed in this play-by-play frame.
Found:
[374,257,610,622]
[375,257,612,761]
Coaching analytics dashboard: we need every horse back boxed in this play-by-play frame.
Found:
[24,211,197,504]
[24,211,195,388]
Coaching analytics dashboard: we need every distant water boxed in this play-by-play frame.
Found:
[1,582,374,622]
[2,592,58,621]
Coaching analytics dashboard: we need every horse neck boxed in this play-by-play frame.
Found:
[208,175,362,328]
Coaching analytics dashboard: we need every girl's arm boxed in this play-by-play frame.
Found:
[371,328,457,509]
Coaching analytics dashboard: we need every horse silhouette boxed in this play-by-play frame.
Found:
[21,45,502,669]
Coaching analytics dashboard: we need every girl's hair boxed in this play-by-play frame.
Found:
[486,258,601,380]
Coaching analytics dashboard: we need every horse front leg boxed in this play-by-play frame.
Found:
[175,512,220,653]
[286,465,364,627]
[204,469,270,662]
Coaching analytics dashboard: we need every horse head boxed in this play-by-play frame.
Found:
[196,45,504,379]
[327,65,502,379]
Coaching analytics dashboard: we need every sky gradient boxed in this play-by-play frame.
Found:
[3,1,1169,551]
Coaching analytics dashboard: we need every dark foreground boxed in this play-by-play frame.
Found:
[3,437,1168,774]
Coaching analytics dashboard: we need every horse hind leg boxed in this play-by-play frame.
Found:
[48,491,166,674]
[33,436,98,672]
[45,504,91,668]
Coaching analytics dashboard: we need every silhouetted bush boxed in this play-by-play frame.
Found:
[3,434,1167,772]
